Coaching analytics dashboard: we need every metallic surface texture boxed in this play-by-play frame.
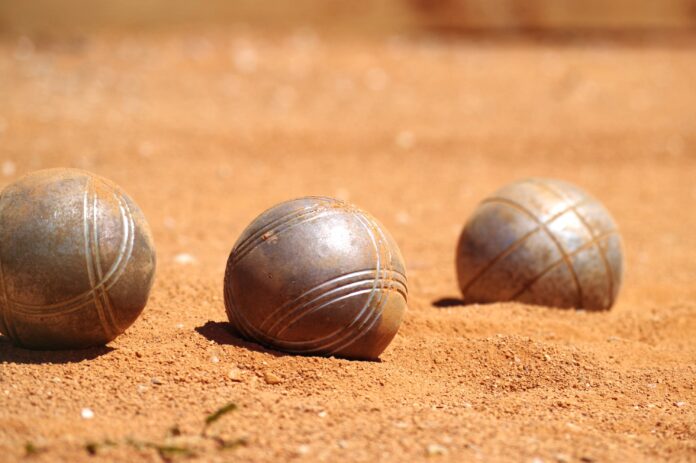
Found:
[224,196,407,360]
[0,169,156,349]
[456,178,623,311]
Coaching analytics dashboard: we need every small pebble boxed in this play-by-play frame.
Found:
[675,401,687,408]
[426,443,448,456]
[263,371,283,385]
[395,211,411,225]
[174,253,197,265]
[228,368,243,382]
[233,46,258,73]
[296,444,310,456]
[395,130,415,150]
[151,377,163,386]
[81,408,94,420]
[2,161,16,177]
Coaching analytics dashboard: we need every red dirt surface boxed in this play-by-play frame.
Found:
[0,28,695,462]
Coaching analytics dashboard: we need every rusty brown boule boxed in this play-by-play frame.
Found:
[0,169,156,349]
[456,178,623,311]
[224,196,408,360]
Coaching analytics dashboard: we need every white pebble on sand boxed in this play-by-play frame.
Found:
[81,408,94,420]
[395,130,415,150]
[2,161,16,177]
[233,45,258,73]
[174,253,197,265]
[426,443,447,456]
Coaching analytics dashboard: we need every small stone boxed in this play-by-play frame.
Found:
[337,440,349,449]
[174,253,196,265]
[263,372,283,385]
[555,453,571,463]
[318,410,327,418]
[395,211,411,225]
[228,369,243,382]
[543,353,551,361]
[296,444,310,456]
[81,408,94,420]
[675,401,687,408]
[395,131,415,150]
[136,384,148,393]
[2,161,16,177]
[163,217,176,229]
[151,377,163,385]
[233,46,258,73]
[51,377,62,383]
[426,443,448,456]
[211,356,220,364]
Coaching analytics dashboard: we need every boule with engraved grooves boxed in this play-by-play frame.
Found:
[224,196,408,360]
[0,168,156,349]
[456,178,623,311]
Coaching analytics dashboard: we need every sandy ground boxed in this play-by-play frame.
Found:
[0,28,695,462]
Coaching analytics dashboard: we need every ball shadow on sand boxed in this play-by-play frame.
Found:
[195,320,290,358]
[195,320,383,362]
[0,335,114,364]
[432,297,467,308]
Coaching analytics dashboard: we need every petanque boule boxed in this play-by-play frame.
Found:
[0,168,156,349]
[224,196,408,360]
[456,178,623,311]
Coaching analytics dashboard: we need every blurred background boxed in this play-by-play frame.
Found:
[0,0,694,306]
[2,0,696,34]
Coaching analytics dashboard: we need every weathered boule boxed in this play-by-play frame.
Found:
[456,178,623,310]
[0,168,156,349]
[224,196,407,360]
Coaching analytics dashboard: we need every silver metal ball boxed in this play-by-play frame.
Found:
[224,196,407,360]
[456,178,623,311]
[0,169,156,349]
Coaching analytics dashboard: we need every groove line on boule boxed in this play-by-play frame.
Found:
[328,212,396,355]
[528,179,616,304]
[232,207,341,265]
[510,230,618,301]
[232,200,335,262]
[11,190,136,317]
[464,197,590,296]
[0,188,20,343]
[84,180,114,339]
[481,197,585,308]
[273,277,408,338]
[263,269,407,336]
[241,209,385,354]
[321,212,390,356]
